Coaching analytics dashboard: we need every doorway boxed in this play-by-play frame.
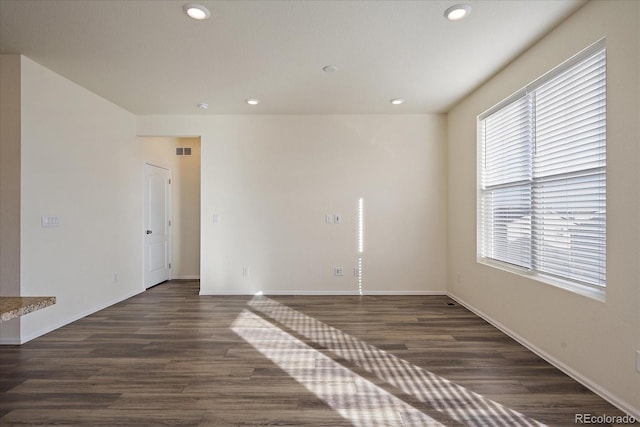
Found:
[139,136,202,289]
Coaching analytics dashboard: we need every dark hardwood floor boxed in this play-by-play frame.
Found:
[0,280,633,426]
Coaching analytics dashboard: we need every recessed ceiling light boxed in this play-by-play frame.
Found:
[390,98,405,105]
[183,3,211,20]
[197,102,208,110]
[444,4,471,21]
[322,65,338,73]
[246,98,260,105]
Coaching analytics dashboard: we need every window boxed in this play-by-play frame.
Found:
[478,40,606,291]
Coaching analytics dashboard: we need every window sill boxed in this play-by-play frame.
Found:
[477,257,606,303]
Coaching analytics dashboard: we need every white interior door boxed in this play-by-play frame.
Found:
[144,163,171,288]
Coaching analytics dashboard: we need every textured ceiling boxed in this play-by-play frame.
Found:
[0,0,586,114]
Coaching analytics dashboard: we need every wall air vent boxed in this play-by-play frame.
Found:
[175,147,192,156]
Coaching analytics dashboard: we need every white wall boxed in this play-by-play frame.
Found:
[137,114,447,295]
[447,0,640,415]
[0,55,22,341]
[15,56,143,343]
[139,136,201,279]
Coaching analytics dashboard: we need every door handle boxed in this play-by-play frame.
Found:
[146,230,153,234]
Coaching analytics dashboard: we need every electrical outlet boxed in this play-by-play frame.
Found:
[334,267,344,276]
[242,266,250,278]
[325,214,333,224]
[113,273,119,283]
[334,214,342,224]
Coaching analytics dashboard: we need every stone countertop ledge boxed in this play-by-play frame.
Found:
[0,297,56,322]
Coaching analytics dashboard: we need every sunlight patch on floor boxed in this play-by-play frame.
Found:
[232,309,444,426]
[248,296,546,427]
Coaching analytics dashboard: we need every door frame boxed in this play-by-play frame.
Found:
[143,162,172,288]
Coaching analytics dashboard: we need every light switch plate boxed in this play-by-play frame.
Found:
[41,216,60,228]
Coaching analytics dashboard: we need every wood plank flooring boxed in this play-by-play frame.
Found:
[0,280,633,426]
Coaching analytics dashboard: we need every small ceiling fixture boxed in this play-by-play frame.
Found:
[183,3,211,20]
[444,4,471,21]
[246,98,260,105]
[197,102,208,110]
[390,98,405,105]
[322,65,338,73]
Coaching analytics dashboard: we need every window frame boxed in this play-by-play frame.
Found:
[476,39,607,302]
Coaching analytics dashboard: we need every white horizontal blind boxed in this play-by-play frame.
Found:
[481,96,533,268]
[479,42,606,288]
[533,48,606,286]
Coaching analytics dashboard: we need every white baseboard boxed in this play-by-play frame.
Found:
[172,275,200,280]
[447,292,640,419]
[14,289,144,345]
[199,290,447,296]
[363,290,447,296]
